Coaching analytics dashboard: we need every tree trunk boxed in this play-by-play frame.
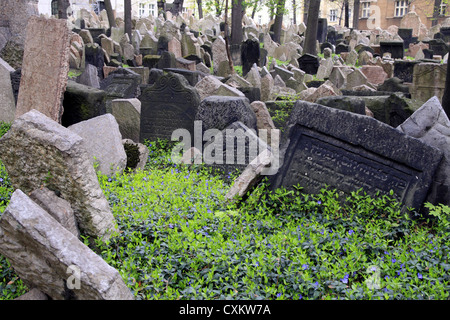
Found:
[432,0,442,27]
[197,0,203,19]
[104,0,116,28]
[303,0,309,24]
[251,0,258,19]
[231,0,244,45]
[303,0,320,55]
[224,0,235,74]
[57,0,70,19]
[124,0,132,41]
[344,0,349,28]
[353,0,360,29]
[272,0,286,44]
[442,57,450,118]
[292,0,296,25]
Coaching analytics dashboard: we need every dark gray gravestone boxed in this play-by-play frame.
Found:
[398,28,413,47]
[393,60,419,83]
[139,72,200,143]
[380,41,404,59]
[85,43,105,79]
[428,39,449,57]
[100,68,142,112]
[297,54,320,75]
[327,29,337,45]
[163,68,201,86]
[439,27,450,43]
[315,96,366,115]
[203,121,269,177]
[269,101,443,212]
[195,95,257,134]
[317,18,327,44]
[10,68,21,105]
[320,42,334,54]
[241,39,260,77]
[335,43,349,54]
[61,80,106,127]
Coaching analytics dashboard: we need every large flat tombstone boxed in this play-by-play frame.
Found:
[14,16,70,123]
[0,110,118,240]
[0,57,15,122]
[380,41,404,59]
[139,72,200,143]
[269,101,443,212]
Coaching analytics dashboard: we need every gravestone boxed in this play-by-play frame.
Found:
[100,68,142,112]
[0,110,118,239]
[203,121,270,177]
[0,189,133,300]
[316,96,366,115]
[394,60,419,83]
[241,39,260,77]
[428,39,449,57]
[297,54,320,75]
[411,62,447,103]
[397,96,450,207]
[68,114,127,177]
[139,72,200,142]
[14,16,70,123]
[335,43,349,54]
[61,80,106,127]
[398,28,413,47]
[85,43,105,79]
[269,101,443,211]
[380,41,404,59]
[317,18,327,44]
[111,98,141,143]
[0,57,15,122]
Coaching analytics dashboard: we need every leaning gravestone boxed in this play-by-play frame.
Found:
[14,16,70,122]
[68,114,128,177]
[0,189,134,300]
[111,98,141,143]
[269,101,443,212]
[139,72,200,143]
[297,54,320,75]
[397,96,450,207]
[0,110,118,240]
[0,57,15,122]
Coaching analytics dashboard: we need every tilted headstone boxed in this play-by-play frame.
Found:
[139,72,200,142]
[61,80,107,127]
[297,54,320,75]
[241,39,260,77]
[397,96,450,207]
[15,16,70,123]
[68,114,127,177]
[0,189,134,300]
[0,110,118,239]
[0,57,15,122]
[111,98,141,143]
[269,101,443,212]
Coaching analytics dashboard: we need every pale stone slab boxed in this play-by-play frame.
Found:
[15,16,70,123]
[0,57,15,122]
[0,110,118,240]
[0,189,134,300]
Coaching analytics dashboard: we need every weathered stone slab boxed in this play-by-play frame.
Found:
[0,110,118,239]
[61,80,107,127]
[29,187,79,237]
[411,62,447,103]
[195,96,257,133]
[397,96,450,207]
[100,68,142,112]
[269,101,443,211]
[68,114,127,177]
[0,57,15,122]
[15,16,70,122]
[0,189,134,300]
[122,139,149,171]
[139,72,200,142]
[111,98,141,143]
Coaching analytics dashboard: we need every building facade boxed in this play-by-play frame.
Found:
[357,0,450,30]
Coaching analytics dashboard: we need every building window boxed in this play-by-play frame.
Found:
[440,2,447,15]
[394,0,408,17]
[139,3,148,17]
[149,3,156,16]
[330,9,337,22]
[361,2,371,18]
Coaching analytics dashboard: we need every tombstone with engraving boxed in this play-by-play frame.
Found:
[139,72,200,143]
[269,101,443,212]
[335,43,349,54]
[393,60,419,83]
[317,18,327,44]
[380,41,404,59]
[398,28,413,48]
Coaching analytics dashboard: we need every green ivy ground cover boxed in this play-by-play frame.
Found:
[0,124,449,300]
